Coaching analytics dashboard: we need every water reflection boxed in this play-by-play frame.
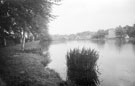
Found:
[66,48,100,86]
[39,40,51,52]
[39,40,51,66]
[48,40,135,86]
[90,40,105,49]
[114,38,126,51]
[132,44,135,55]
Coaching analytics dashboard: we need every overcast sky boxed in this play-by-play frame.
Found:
[49,0,135,35]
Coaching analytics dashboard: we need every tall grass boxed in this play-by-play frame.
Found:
[66,48,100,86]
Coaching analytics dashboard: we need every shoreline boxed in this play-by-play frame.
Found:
[0,41,62,86]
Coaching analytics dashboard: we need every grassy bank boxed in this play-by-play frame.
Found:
[0,41,62,86]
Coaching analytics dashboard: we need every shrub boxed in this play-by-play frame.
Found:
[66,48,100,86]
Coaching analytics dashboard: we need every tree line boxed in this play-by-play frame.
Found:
[92,24,135,39]
[115,24,135,38]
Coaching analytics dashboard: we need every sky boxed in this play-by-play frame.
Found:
[49,0,135,35]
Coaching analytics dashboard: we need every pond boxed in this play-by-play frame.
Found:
[47,39,135,86]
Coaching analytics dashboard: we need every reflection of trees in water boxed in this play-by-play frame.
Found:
[132,45,135,55]
[66,48,100,86]
[128,39,135,44]
[91,40,105,48]
[114,38,126,51]
[39,40,51,51]
[39,40,51,67]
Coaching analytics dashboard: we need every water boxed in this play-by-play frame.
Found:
[47,39,135,86]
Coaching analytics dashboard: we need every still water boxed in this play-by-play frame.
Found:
[47,39,135,86]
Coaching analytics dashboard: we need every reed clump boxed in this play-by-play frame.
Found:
[66,48,100,86]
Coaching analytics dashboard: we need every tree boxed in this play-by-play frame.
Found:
[115,26,126,38]
[92,30,106,39]
[125,24,135,38]
[0,0,60,50]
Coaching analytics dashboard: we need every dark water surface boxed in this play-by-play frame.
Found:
[47,39,135,86]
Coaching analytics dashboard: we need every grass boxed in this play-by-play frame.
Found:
[0,41,62,86]
[66,48,100,86]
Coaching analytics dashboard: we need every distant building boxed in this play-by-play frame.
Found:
[107,29,116,38]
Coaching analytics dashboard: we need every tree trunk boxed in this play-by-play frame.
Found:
[21,30,26,51]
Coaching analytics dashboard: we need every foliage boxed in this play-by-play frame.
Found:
[92,30,107,39]
[125,24,135,38]
[0,0,58,48]
[66,48,100,86]
[115,26,126,38]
